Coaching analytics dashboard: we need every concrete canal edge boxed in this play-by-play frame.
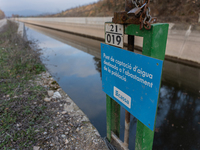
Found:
[33,72,109,150]
[15,17,200,68]
[0,19,7,31]
[17,21,28,41]
[13,20,109,150]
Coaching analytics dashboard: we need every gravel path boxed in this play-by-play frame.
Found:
[32,72,109,150]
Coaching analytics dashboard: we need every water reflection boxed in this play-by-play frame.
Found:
[26,26,107,136]
[154,84,200,149]
[25,24,200,149]
[93,57,102,79]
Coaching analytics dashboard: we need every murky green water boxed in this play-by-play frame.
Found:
[26,24,200,150]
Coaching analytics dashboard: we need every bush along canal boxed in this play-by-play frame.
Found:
[0,21,108,149]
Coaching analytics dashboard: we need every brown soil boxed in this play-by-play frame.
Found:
[45,0,200,24]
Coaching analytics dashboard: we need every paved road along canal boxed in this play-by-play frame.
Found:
[25,23,200,150]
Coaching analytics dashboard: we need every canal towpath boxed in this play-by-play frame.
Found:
[0,18,7,31]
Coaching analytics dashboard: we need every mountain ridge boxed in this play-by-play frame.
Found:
[47,0,200,24]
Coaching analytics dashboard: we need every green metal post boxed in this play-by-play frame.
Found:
[112,99,121,137]
[106,94,121,141]
[106,95,112,141]
[125,23,169,149]
[105,22,121,143]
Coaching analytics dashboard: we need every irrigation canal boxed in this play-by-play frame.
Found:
[25,23,200,150]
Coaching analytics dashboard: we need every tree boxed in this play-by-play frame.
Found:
[0,9,5,19]
[106,0,112,10]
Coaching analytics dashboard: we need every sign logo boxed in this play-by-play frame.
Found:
[114,86,131,109]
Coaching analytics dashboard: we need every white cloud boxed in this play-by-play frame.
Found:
[46,52,98,78]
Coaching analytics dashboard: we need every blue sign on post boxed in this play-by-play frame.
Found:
[101,43,163,131]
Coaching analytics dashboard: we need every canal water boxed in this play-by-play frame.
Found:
[25,24,200,150]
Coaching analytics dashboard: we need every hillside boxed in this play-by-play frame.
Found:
[48,0,200,24]
[0,10,5,19]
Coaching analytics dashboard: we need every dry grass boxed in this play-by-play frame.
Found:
[45,0,200,24]
[0,21,45,77]
[0,21,49,149]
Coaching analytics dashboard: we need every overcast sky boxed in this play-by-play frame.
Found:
[0,0,98,16]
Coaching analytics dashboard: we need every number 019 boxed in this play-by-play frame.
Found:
[106,33,122,45]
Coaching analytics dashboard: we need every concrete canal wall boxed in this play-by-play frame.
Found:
[0,19,7,31]
[25,23,200,94]
[15,17,200,66]
[15,17,110,40]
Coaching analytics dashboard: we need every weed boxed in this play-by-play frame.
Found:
[0,21,51,149]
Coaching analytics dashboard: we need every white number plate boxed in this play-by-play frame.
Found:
[105,23,124,48]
